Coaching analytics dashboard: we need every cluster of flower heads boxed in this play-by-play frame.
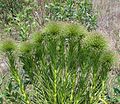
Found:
[0,22,115,67]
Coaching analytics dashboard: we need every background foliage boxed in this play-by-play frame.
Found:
[0,0,36,41]
[45,0,97,31]
[0,0,97,41]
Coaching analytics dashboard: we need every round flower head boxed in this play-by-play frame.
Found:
[19,41,33,54]
[63,23,87,38]
[32,32,43,44]
[0,39,16,53]
[83,33,107,51]
[43,22,61,36]
[100,51,114,67]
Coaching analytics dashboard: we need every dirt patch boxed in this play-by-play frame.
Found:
[93,0,120,51]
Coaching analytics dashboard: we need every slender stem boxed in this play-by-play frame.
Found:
[17,76,30,104]
[99,98,108,104]
[70,73,76,103]
[54,69,57,104]
[8,53,30,104]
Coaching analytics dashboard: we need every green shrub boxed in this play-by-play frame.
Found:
[0,22,114,104]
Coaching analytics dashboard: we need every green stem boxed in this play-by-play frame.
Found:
[99,98,108,104]
[54,69,57,104]
[18,77,30,104]
[70,73,76,103]
[8,53,30,104]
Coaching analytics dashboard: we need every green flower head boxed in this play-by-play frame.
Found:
[19,41,33,54]
[83,33,107,51]
[32,32,43,44]
[101,51,114,66]
[43,22,61,36]
[63,23,87,37]
[0,39,16,53]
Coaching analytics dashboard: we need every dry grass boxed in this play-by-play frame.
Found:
[92,0,120,99]
[93,0,120,51]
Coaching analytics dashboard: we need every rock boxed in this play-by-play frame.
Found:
[0,61,8,75]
